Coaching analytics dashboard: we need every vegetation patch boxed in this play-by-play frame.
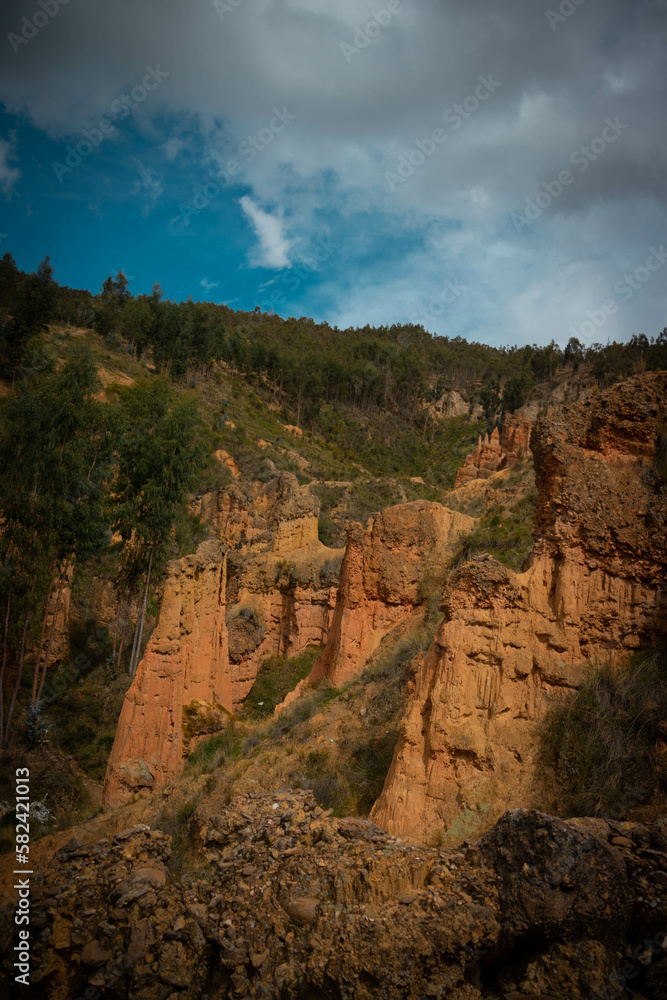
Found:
[242,647,322,719]
[537,647,667,819]
[451,483,537,572]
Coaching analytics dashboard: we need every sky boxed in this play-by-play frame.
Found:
[0,0,665,348]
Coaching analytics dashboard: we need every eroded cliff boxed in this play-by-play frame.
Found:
[103,474,343,805]
[281,500,475,706]
[453,410,533,488]
[102,540,230,807]
[372,373,667,843]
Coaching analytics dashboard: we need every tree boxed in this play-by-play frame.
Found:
[1,256,57,382]
[479,379,500,430]
[0,345,112,743]
[564,336,583,372]
[109,378,205,674]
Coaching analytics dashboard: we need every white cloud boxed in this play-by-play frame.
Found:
[239,196,291,269]
[0,0,664,342]
[131,158,163,217]
[200,277,219,290]
[0,134,20,195]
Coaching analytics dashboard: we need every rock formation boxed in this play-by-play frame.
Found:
[7,790,667,999]
[102,540,230,807]
[453,410,533,488]
[373,372,667,843]
[104,475,343,805]
[199,473,344,704]
[280,501,475,705]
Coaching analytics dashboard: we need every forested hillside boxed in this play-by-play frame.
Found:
[0,251,665,834]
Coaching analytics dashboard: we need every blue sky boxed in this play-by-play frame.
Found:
[1,0,666,348]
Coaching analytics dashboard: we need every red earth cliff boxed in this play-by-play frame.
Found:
[199,473,343,704]
[453,410,533,488]
[372,372,667,844]
[280,501,475,707]
[103,474,343,805]
[103,539,229,807]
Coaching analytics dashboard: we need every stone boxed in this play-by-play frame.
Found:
[81,939,112,966]
[280,500,475,699]
[373,373,667,844]
[285,897,319,924]
[8,790,667,1000]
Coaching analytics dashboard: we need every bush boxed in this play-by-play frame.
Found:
[538,647,667,818]
[343,729,400,815]
[319,557,343,587]
[242,648,322,719]
[185,722,247,774]
[451,489,537,572]
[21,701,51,749]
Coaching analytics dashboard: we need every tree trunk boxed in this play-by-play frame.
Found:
[111,591,122,663]
[36,576,66,704]
[131,547,153,678]
[31,601,51,706]
[128,613,141,677]
[0,598,11,749]
[34,575,65,705]
[3,602,32,748]
[116,588,130,669]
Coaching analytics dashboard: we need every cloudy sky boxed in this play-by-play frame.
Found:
[0,0,665,347]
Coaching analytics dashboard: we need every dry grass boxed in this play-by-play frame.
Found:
[537,647,667,819]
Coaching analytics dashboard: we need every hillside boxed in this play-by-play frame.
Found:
[0,264,666,998]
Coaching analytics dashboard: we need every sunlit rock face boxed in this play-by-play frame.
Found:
[373,373,667,843]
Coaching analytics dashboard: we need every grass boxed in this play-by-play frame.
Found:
[185,721,249,775]
[537,647,667,819]
[451,487,537,572]
[287,601,442,817]
[269,681,340,739]
[241,647,322,719]
[156,798,212,878]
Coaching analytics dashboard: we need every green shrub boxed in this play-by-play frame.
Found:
[451,489,537,572]
[319,556,343,587]
[538,647,667,818]
[269,682,339,738]
[242,647,322,719]
[185,722,247,774]
[343,729,400,815]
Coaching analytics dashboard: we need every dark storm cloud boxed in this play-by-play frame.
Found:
[0,0,665,344]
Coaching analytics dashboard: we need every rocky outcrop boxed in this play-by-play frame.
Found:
[373,373,667,843]
[288,501,475,696]
[104,476,343,805]
[453,410,533,488]
[200,474,344,704]
[102,540,230,807]
[6,791,667,999]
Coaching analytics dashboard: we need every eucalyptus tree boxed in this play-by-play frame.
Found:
[109,377,205,675]
[0,345,112,744]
